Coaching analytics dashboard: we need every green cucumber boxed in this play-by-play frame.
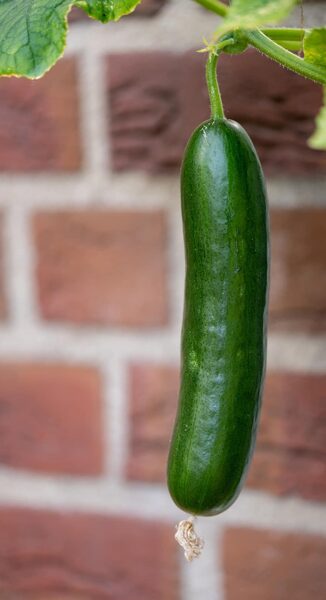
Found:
[167,118,269,516]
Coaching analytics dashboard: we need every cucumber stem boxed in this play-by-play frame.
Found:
[206,52,224,120]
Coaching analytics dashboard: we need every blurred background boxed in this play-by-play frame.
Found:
[0,0,325,598]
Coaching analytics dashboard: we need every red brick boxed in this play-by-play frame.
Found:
[107,50,324,174]
[248,372,326,501]
[108,52,207,172]
[0,507,179,599]
[257,372,325,454]
[223,527,326,600]
[0,215,6,319]
[33,211,168,327]
[0,364,103,475]
[127,363,179,481]
[0,59,81,172]
[127,365,326,501]
[248,447,325,502]
[269,208,326,331]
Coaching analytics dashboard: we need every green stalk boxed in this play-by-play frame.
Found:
[194,0,228,18]
[206,53,224,120]
[194,0,307,50]
[195,0,325,84]
[275,40,304,51]
[245,30,326,85]
[262,28,305,42]
[262,27,305,51]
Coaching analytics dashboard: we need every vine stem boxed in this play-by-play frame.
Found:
[194,0,307,49]
[263,27,304,51]
[195,0,326,85]
[245,30,326,85]
[194,0,228,17]
[206,52,224,120]
[275,41,303,51]
[262,28,305,41]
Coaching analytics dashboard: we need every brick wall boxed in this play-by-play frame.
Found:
[0,1,325,598]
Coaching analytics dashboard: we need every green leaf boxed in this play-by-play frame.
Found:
[216,0,297,36]
[309,87,326,150]
[0,0,73,79]
[304,28,326,68]
[74,0,142,22]
[0,0,142,79]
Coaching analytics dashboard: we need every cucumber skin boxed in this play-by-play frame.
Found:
[167,119,269,517]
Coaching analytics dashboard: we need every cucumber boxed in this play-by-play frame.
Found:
[167,118,269,516]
